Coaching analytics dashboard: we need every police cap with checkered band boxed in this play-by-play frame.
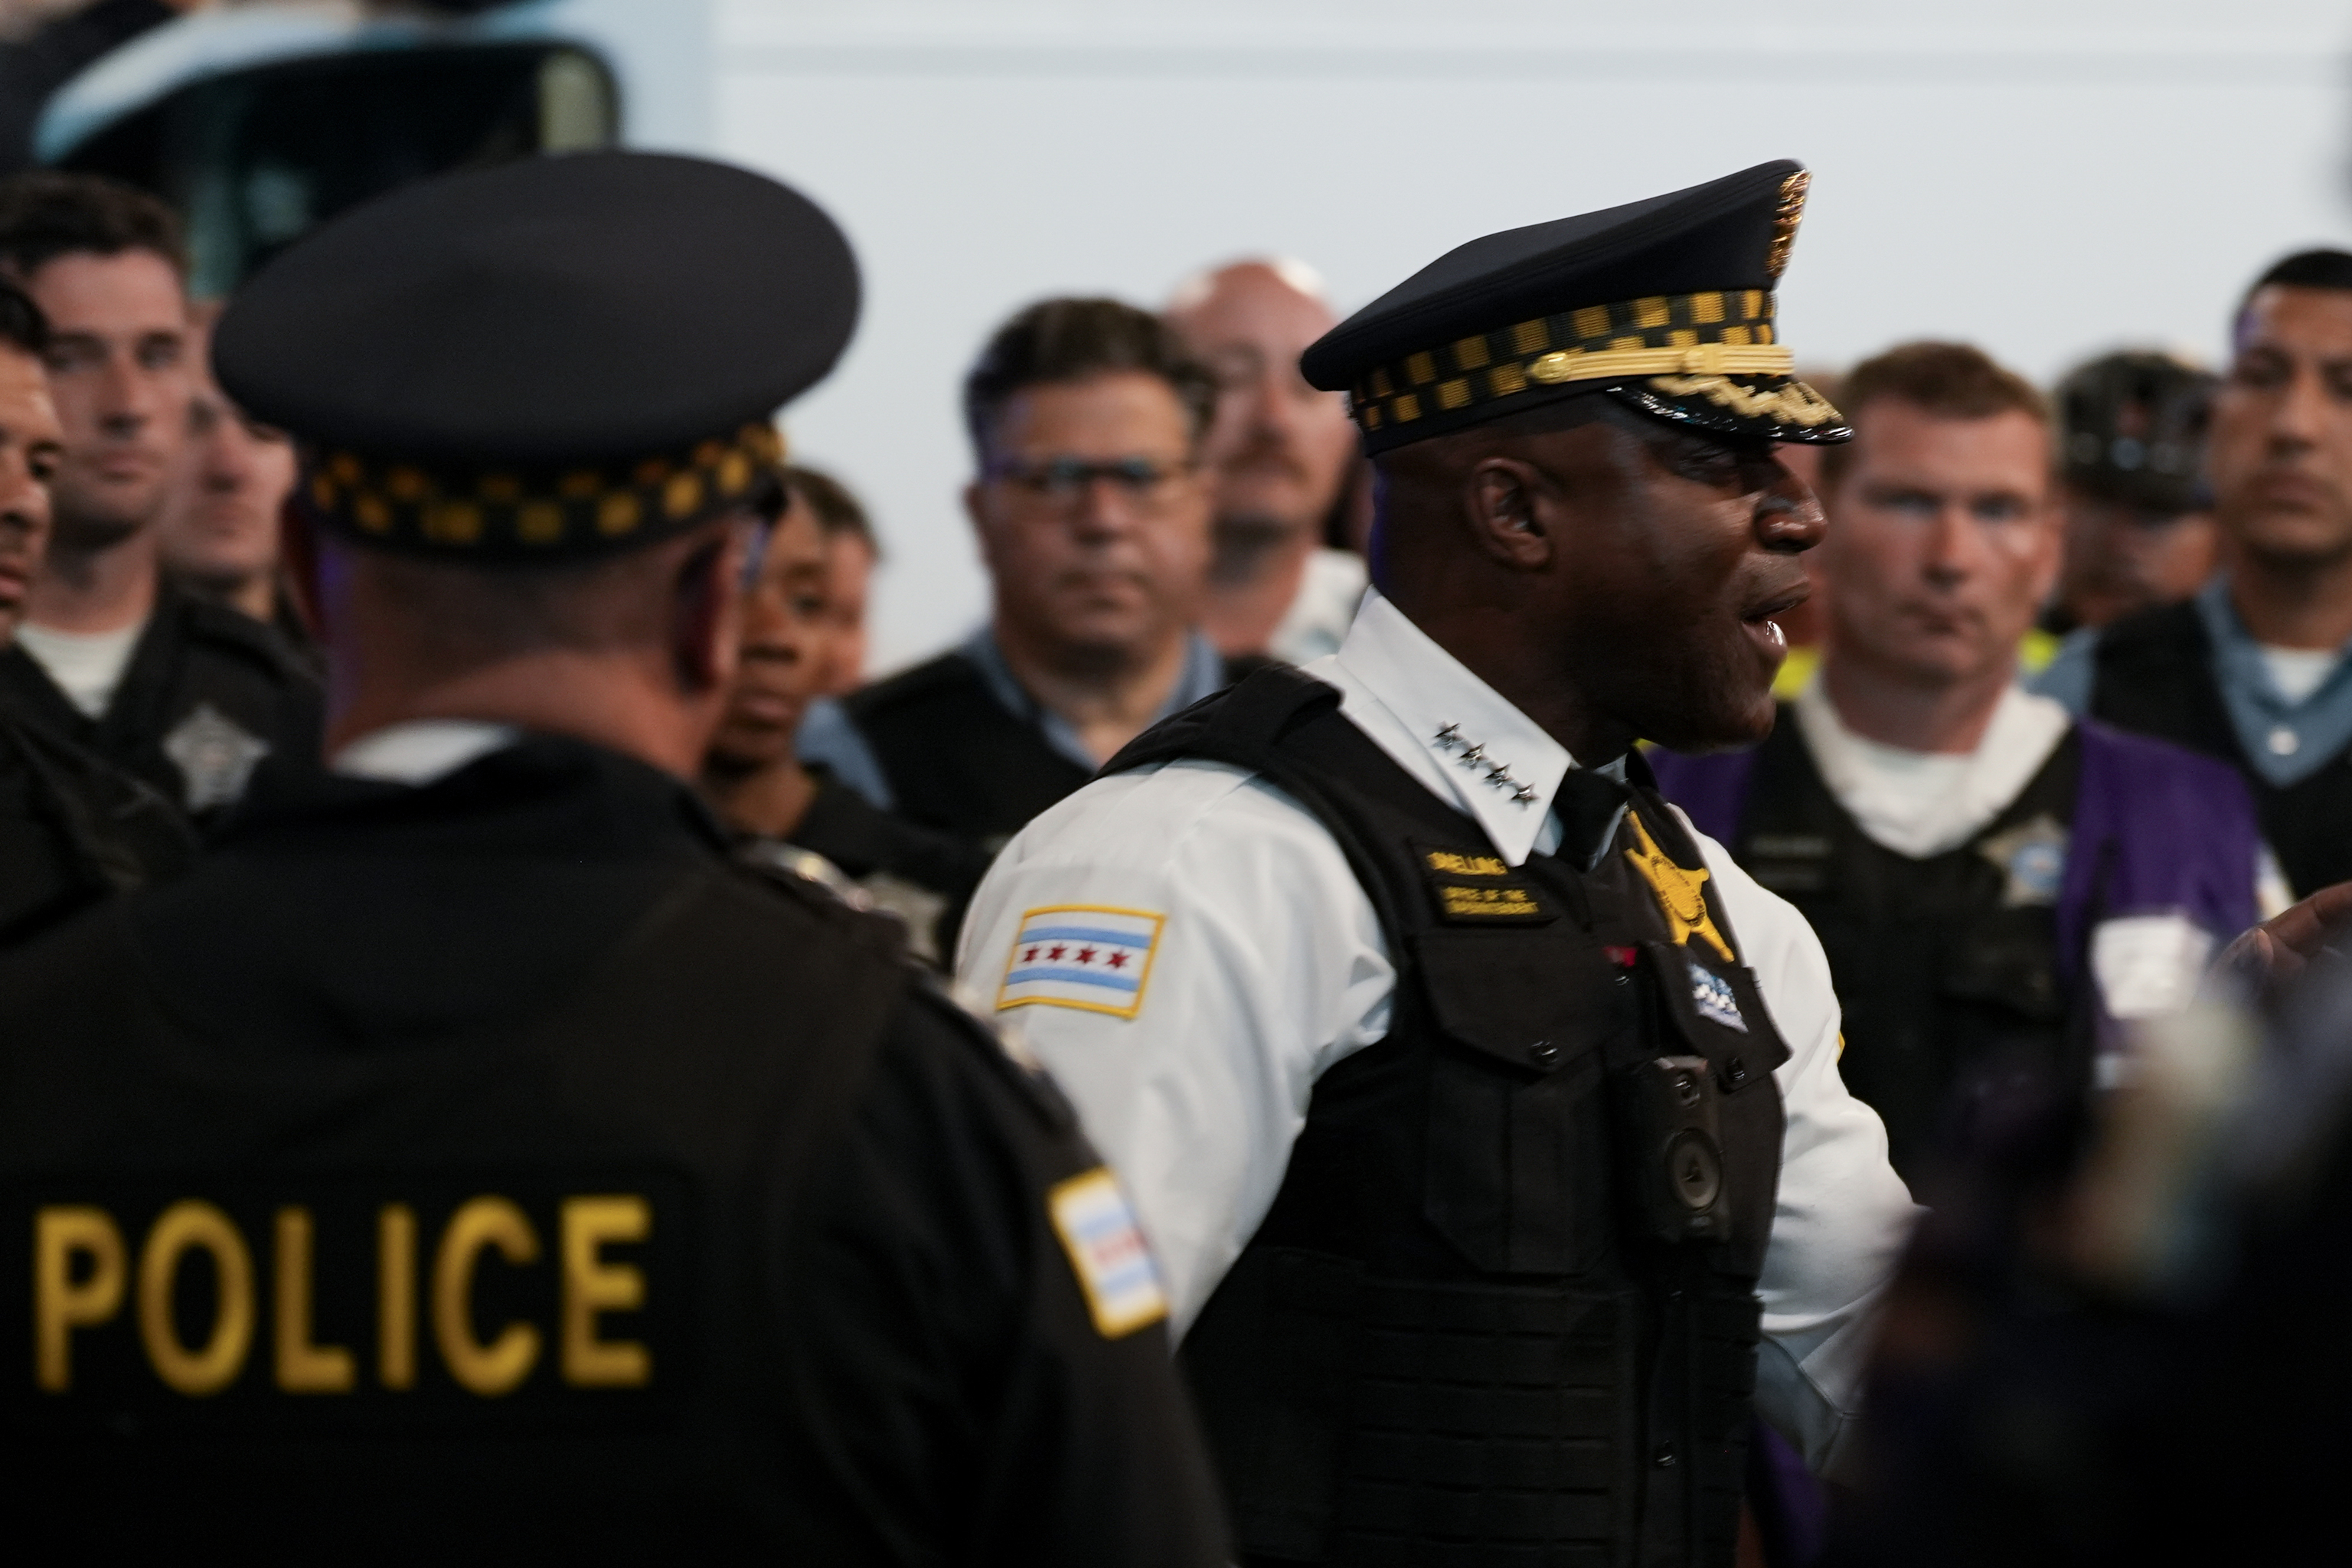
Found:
[213,150,859,559]
[1301,160,1851,454]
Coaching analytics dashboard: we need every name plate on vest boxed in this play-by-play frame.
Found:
[1417,844,1560,926]
[0,1170,694,1433]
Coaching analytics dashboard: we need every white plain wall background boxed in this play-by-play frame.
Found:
[704,0,2352,676]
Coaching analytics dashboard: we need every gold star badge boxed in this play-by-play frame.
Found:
[1623,814,1734,963]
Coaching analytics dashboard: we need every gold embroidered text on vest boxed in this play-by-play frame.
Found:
[28,1192,657,1398]
[1439,884,1545,919]
[1425,850,1510,877]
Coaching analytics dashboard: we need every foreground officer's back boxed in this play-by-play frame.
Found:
[0,152,1224,1565]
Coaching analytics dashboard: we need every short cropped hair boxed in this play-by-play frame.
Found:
[1819,341,2049,492]
[2235,248,2352,330]
[962,296,1216,460]
[784,462,880,559]
[0,170,185,282]
[0,278,48,357]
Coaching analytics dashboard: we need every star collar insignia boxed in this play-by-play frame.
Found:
[1432,723,1540,807]
[1622,813,1733,963]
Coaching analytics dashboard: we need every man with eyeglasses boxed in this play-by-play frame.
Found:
[1651,342,2273,1194]
[805,296,1250,854]
[2036,249,2352,903]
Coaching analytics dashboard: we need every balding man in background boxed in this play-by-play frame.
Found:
[1165,259,1365,664]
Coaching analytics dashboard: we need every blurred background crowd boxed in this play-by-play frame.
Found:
[4,0,2351,1138]
[6,2,2352,1560]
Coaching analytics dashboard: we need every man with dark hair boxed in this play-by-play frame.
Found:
[0,152,1224,1563]
[802,296,1237,853]
[2042,351,2220,635]
[956,163,1916,1568]
[0,273,190,946]
[0,171,319,822]
[2037,248,2352,899]
[1651,342,2269,1189]
[1165,258,1367,663]
[703,474,989,963]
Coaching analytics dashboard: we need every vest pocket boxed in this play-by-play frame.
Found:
[1183,1246,1645,1564]
[1414,930,1632,1276]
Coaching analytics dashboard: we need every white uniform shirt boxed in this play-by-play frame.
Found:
[1266,547,1371,667]
[1794,679,2073,860]
[956,590,1918,1476]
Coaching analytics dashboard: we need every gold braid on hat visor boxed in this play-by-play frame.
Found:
[1350,288,1838,434]
[302,423,788,556]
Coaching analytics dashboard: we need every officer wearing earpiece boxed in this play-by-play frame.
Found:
[956,162,1916,1567]
[0,152,1225,1565]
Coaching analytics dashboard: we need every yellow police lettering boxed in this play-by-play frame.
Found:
[273,1207,354,1393]
[560,1195,651,1387]
[138,1200,255,1396]
[433,1197,541,1396]
[1440,884,1541,918]
[1425,850,1508,877]
[377,1203,416,1390]
[34,1206,126,1392]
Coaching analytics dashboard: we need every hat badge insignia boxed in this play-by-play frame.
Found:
[1765,170,1811,283]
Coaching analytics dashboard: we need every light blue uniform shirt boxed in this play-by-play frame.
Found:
[2031,577,2352,789]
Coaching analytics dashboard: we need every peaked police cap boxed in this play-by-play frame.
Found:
[214,151,859,559]
[1302,160,1849,453]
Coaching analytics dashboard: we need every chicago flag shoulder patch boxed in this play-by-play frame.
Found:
[1047,1168,1169,1338]
[997,905,1164,1020]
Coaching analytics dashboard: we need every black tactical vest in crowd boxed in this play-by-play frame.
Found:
[2089,599,2352,897]
[0,583,323,824]
[0,856,912,1557]
[1723,717,2089,1190]
[844,651,1096,851]
[1109,668,1788,1568]
[844,648,1272,854]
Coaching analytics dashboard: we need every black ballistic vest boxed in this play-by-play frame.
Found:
[844,650,1093,850]
[0,712,194,949]
[1110,669,1788,1568]
[844,648,1269,853]
[1725,717,2089,1191]
[0,814,932,1557]
[2089,599,2352,897]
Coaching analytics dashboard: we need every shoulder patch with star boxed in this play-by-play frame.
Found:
[997,905,1165,1020]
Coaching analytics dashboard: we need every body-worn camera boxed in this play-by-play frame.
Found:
[1616,1054,1732,1243]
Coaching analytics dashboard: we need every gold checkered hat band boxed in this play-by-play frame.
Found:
[1350,288,1832,440]
[304,424,786,557]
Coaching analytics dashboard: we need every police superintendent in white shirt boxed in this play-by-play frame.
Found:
[957,162,1916,1568]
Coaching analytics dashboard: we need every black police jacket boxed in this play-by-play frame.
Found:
[0,735,1227,1566]
[0,580,324,823]
[1109,668,1788,1568]
[0,710,194,949]
[787,763,995,961]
